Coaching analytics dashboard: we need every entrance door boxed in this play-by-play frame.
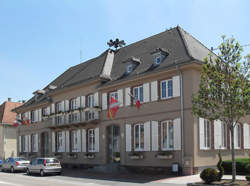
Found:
[40,132,49,157]
[107,125,120,163]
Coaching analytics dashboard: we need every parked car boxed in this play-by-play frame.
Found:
[2,157,30,173]
[26,158,62,176]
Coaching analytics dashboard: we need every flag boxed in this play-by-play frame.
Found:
[13,119,22,127]
[22,116,30,125]
[128,93,141,110]
[107,97,120,120]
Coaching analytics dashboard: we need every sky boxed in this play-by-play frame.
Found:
[0,0,249,104]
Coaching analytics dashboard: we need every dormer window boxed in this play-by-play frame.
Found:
[154,55,162,65]
[126,64,135,74]
[151,48,169,66]
[123,57,141,75]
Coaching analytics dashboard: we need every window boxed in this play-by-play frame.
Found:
[133,86,143,104]
[154,55,162,65]
[235,124,241,148]
[126,64,135,74]
[204,119,211,149]
[161,79,173,99]
[57,131,63,152]
[110,91,118,101]
[221,123,227,148]
[87,94,94,108]
[31,110,35,123]
[161,120,174,150]
[88,129,95,152]
[134,124,144,151]
[70,98,77,110]
[55,115,63,125]
[31,134,36,152]
[69,112,79,123]
[56,102,62,113]
[71,130,78,152]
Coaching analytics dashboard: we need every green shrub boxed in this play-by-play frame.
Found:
[217,151,224,181]
[246,175,250,182]
[222,158,250,175]
[200,168,219,184]
[245,164,250,174]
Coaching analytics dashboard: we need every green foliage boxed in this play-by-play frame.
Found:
[222,158,250,174]
[200,168,219,184]
[217,151,224,181]
[246,175,250,182]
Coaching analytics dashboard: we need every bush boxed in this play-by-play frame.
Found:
[245,164,250,174]
[246,175,250,182]
[217,151,224,181]
[200,168,219,184]
[222,158,250,175]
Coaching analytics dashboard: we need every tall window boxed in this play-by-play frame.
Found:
[69,113,79,123]
[161,120,174,150]
[110,91,118,101]
[133,86,143,104]
[88,129,95,152]
[70,98,77,110]
[55,115,63,125]
[221,123,227,148]
[31,110,35,123]
[235,124,241,148]
[71,130,78,152]
[87,94,95,120]
[57,131,63,152]
[134,124,144,151]
[161,79,173,99]
[56,102,62,113]
[204,119,211,149]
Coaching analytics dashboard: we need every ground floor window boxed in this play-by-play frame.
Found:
[161,120,174,150]
[235,124,241,148]
[221,122,227,149]
[204,119,211,149]
[57,131,63,152]
[134,124,144,151]
[71,130,78,152]
[88,129,95,152]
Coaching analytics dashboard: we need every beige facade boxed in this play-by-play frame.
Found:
[14,27,250,175]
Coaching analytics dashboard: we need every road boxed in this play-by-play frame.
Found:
[0,171,187,186]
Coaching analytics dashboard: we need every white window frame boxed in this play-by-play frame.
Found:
[160,79,173,99]
[204,119,211,149]
[69,112,79,123]
[56,102,62,113]
[235,124,241,149]
[221,122,227,149]
[133,86,143,104]
[71,130,78,152]
[154,54,162,65]
[109,91,118,101]
[161,120,174,150]
[87,94,94,108]
[88,129,95,152]
[126,64,134,74]
[57,131,63,152]
[134,123,144,151]
[55,115,63,125]
[31,134,36,152]
[31,110,35,123]
[70,98,77,110]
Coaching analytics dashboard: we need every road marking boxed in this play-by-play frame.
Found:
[0,181,22,186]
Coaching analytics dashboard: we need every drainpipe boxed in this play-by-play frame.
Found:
[176,65,184,172]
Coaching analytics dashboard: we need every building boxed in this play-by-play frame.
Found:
[13,26,250,175]
[0,98,22,160]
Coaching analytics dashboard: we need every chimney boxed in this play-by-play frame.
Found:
[8,98,11,102]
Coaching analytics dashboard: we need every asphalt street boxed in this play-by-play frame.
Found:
[0,171,187,186]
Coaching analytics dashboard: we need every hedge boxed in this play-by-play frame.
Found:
[221,158,250,175]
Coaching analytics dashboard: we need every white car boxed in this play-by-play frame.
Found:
[2,157,30,173]
[26,158,62,176]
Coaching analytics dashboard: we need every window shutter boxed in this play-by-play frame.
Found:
[65,131,70,152]
[94,92,99,107]
[234,124,238,148]
[143,83,150,103]
[125,88,131,106]
[150,81,158,102]
[28,111,31,120]
[65,100,69,111]
[144,121,151,151]
[77,129,81,152]
[95,128,99,152]
[61,100,65,112]
[28,135,31,152]
[38,109,42,121]
[24,136,27,152]
[76,97,81,108]
[151,121,159,151]
[214,120,221,149]
[81,96,86,108]
[52,132,55,153]
[61,131,65,152]
[118,89,123,107]
[243,123,248,149]
[34,134,38,152]
[199,118,205,150]
[102,93,107,110]
[173,75,180,97]
[19,136,22,152]
[34,110,38,122]
[82,129,86,152]
[174,118,181,150]
[125,124,131,152]
[51,104,55,114]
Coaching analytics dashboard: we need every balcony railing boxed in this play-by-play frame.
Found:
[43,110,100,128]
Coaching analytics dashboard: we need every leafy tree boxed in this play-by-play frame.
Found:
[192,36,250,182]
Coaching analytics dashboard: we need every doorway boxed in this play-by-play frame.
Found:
[107,125,120,163]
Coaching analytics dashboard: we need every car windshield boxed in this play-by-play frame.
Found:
[45,159,59,163]
[14,157,26,161]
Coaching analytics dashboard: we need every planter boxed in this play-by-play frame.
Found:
[156,154,173,159]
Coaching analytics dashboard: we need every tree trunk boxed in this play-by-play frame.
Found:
[230,126,236,182]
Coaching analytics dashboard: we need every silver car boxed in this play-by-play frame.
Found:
[27,158,62,176]
[2,157,30,173]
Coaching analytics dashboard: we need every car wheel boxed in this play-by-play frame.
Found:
[26,168,31,175]
[40,169,45,177]
[10,167,14,173]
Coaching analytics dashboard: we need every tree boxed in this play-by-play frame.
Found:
[192,36,250,182]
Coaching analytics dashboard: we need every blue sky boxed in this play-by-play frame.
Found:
[0,0,249,104]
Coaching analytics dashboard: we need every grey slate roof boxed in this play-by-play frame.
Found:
[17,26,212,111]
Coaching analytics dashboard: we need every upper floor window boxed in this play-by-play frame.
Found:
[134,124,144,151]
[133,86,143,104]
[161,79,173,99]
[70,98,77,110]
[161,120,174,150]
[88,129,95,152]
[126,64,135,74]
[154,55,162,65]
[69,112,79,123]
[110,91,118,101]
[87,94,94,108]
[56,102,62,113]
[31,110,35,123]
